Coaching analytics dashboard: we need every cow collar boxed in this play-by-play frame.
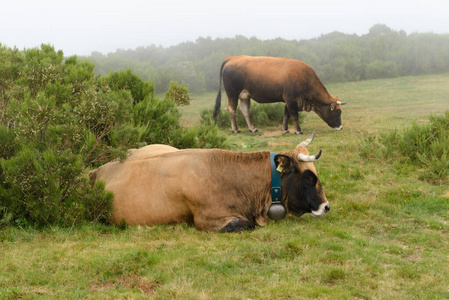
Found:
[268,153,287,220]
[270,153,282,201]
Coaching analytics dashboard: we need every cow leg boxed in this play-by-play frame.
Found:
[282,105,290,134]
[220,218,255,233]
[193,215,254,232]
[239,99,258,133]
[227,98,240,133]
[292,116,303,135]
[285,100,303,135]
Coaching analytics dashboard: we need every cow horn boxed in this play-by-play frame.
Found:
[298,149,322,162]
[296,130,315,148]
[337,101,346,105]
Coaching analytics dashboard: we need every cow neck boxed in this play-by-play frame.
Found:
[270,153,282,203]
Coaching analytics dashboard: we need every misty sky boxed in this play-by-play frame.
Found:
[2,0,449,56]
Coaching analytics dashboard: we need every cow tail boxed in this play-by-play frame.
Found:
[213,60,227,120]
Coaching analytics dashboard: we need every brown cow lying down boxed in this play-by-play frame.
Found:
[89,132,329,232]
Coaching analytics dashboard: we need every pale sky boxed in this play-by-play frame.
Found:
[1,0,448,56]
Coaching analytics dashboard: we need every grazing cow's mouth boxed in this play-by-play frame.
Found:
[311,203,330,217]
[334,125,343,131]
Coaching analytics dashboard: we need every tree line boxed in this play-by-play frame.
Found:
[87,24,449,94]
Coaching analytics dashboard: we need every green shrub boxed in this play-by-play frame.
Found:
[0,145,114,227]
[165,81,190,106]
[134,94,227,149]
[101,68,155,104]
[201,102,302,130]
[200,108,230,128]
[0,45,130,226]
[360,110,449,183]
[0,126,16,159]
[0,45,137,227]
[133,94,195,148]
[0,44,227,227]
[197,122,228,149]
[82,180,115,224]
[1,147,104,226]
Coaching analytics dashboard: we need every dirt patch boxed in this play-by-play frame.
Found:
[89,274,160,295]
[261,131,284,137]
[261,130,294,147]
[119,274,159,294]
[268,141,290,147]
[442,191,449,198]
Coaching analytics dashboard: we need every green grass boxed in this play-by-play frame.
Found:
[2,73,449,299]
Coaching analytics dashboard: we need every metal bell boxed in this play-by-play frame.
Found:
[268,203,287,221]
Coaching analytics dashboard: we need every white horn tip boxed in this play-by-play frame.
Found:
[296,130,316,148]
[298,149,322,162]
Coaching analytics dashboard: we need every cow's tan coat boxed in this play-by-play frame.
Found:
[89,144,327,231]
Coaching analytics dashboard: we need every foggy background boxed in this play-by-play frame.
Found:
[2,0,449,56]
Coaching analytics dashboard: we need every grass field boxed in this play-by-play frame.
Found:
[1,74,449,299]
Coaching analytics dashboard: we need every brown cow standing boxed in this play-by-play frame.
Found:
[213,55,346,134]
[89,132,330,232]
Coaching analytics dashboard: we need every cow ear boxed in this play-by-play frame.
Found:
[274,155,292,173]
[330,102,336,111]
[302,170,318,186]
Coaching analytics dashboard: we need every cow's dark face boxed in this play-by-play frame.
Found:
[274,151,329,217]
[315,98,344,131]
[287,170,329,217]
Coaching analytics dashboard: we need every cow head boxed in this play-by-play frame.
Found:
[314,97,346,131]
[274,131,329,217]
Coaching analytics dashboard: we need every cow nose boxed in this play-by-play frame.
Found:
[324,204,330,212]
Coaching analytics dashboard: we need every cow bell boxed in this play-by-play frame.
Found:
[268,202,287,221]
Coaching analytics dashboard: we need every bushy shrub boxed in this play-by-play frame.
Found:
[360,110,449,183]
[134,94,227,149]
[197,122,228,149]
[1,147,114,226]
[0,126,16,159]
[165,81,191,106]
[200,108,231,128]
[201,102,303,130]
[100,68,155,104]
[134,95,180,143]
[0,45,134,227]
[0,45,227,227]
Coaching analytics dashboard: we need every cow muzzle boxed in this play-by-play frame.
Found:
[334,125,343,131]
[311,202,330,217]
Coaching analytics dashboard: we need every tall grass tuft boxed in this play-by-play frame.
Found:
[360,110,449,183]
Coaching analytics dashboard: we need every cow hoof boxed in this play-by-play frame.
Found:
[283,130,289,134]
[231,129,241,134]
[295,131,304,135]
[250,128,259,133]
